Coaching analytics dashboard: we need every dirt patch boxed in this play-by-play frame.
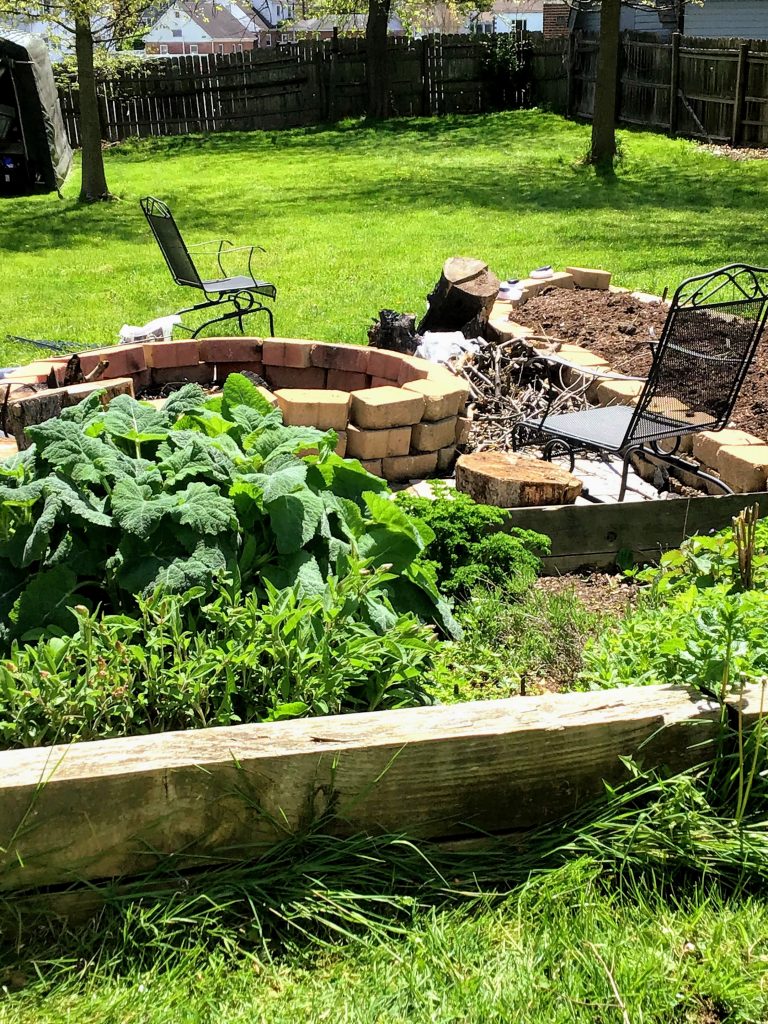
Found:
[535,571,637,619]
[516,288,768,438]
[699,142,768,161]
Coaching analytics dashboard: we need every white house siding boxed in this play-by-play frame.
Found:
[495,12,544,31]
[577,8,665,33]
[144,10,212,45]
[685,0,768,40]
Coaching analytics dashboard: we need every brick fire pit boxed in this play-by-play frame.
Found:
[3,337,471,483]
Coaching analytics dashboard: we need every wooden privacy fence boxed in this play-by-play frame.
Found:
[569,32,768,146]
[58,34,534,144]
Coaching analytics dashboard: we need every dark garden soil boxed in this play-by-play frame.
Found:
[515,288,768,439]
[535,571,638,619]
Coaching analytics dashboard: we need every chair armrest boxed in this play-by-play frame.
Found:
[216,243,267,280]
[186,239,226,250]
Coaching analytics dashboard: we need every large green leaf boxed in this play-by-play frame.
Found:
[169,483,237,536]
[310,454,389,502]
[357,492,432,570]
[27,419,128,487]
[262,551,325,595]
[266,489,324,554]
[13,565,83,637]
[111,478,173,539]
[162,383,208,419]
[157,436,234,488]
[221,373,276,418]
[89,394,170,448]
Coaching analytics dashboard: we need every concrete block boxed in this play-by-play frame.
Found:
[198,337,263,364]
[367,349,407,380]
[350,386,425,430]
[262,339,315,368]
[403,378,469,421]
[565,267,611,290]
[516,278,549,300]
[396,355,433,386]
[718,445,768,493]
[0,435,18,460]
[327,369,369,392]
[595,378,644,406]
[693,429,766,471]
[4,359,69,385]
[311,343,369,374]
[370,375,396,388]
[266,366,326,390]
[360,458,383,477]
[275,388,350,431]
[631,291,663,305]
[143,340,201,369]
[437,445,456,473]
[346,425,412,460]
[411,416,458,452]
[557,345,611,399]
[151,363,214,387]
[455,416,472,446]
[382,452,438,481]
[78,344,147,379]
[215,361,266,381]
[257,386,278,408]
[547,271,575,289]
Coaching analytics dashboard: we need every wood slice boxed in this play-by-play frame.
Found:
[455,452,582,508]
[418,257,500,334]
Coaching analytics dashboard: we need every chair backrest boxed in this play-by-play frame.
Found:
[626,263,768,446]
[140,196,202,289]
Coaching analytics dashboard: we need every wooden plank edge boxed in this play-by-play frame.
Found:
[0,682,764,893]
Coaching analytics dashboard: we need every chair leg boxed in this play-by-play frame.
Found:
[618,452,634,502]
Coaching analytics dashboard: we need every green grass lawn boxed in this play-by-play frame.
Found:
[2,111,768,368]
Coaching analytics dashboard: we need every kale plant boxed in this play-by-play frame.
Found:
[0,376,456,644]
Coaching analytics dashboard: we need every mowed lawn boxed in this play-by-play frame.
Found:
[2,110,768,368]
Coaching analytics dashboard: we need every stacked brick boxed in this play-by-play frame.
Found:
[1,336,470,482]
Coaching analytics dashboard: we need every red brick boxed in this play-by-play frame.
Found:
[4,359,69,384]
[311,343,370,374]
[143,340,200,369]
[151,363,214,387]
[370,375,396,388]
[367,349,407,380]
[198,337,264,363]
[78,344,147,379]
[266,366,326,390]
[327,369,368,392]
[262,339,314,368]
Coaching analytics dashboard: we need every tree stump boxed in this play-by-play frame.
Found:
[418,257,500,334]
[455,452,582,508]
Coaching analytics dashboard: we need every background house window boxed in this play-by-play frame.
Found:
[189,43,198,53]
[218,43,224,53]
[265,34,271,45]
[159,43,168,53]
[172,28,182,36]
[237,42,244,52]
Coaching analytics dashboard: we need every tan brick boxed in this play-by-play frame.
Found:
[4,359,69,385]
[152,363,214,387]
[595,379,644,406]
[346,425,412,460]
[360,458,383,477]
[0,435,18,460]
[565,267,612,290]
[455,416,472,446]
[143,339,200,369]
[198,337,263,363]
[609,285,631,294]
[311,343,369,374]
[78,344,147,379]
[557,345,611,399]
[517,278,549,300]
[411,416,458,452]
[718,445,768,493]
[396,355,433,386]
[327,369,368,392]
[257,386,278,408]
[382,452,438,481]
[262,338,315,368]
[546,271,575,289]
[437,445,456,473]
[693,429,766,471]
[350,386,425,429]
[63,377,134,407]
[275,388,350,431]
[402,378,469,421]
[266,366,326,390]
[367,349,407,380]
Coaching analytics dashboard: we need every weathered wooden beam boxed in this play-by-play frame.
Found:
[501,492,768,573]
[0,683,763,893]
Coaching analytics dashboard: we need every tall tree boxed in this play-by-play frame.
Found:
[0,0,151,199]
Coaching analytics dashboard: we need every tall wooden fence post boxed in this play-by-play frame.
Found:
[732,40,750,145]
[565,29,578,117]
[669,31,680,136]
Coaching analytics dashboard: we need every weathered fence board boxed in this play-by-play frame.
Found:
[0,681,764,892]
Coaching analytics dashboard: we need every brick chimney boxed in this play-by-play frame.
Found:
[543,1,569,37]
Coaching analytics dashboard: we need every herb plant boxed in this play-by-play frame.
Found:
[0,376,456,644]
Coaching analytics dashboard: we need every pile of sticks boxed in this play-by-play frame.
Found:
[450,335,593,452]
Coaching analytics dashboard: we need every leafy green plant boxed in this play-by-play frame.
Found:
[0,564,438,749]
[395,487,550,597]
[0,376,456,644]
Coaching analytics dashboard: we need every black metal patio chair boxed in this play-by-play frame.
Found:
[140,196,276,338]
[515,263,768,501]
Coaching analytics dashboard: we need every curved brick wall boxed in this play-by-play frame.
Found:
[3,337,471,482]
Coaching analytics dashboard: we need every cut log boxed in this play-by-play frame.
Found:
[456,451,582,507]
[418,257,500,334]
[367,310,419,354]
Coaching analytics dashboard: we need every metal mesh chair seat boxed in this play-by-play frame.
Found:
[516,263,768,501]
[140,196,276,337]
[201,276,277,298]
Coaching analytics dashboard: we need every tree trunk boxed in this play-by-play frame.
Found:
[366,0,391,119]
[589,0,622,170]
[75,16,111,201]
[419,257,500,334]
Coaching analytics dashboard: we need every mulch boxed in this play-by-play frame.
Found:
[535,571,637,619]
[515,288,768,439]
